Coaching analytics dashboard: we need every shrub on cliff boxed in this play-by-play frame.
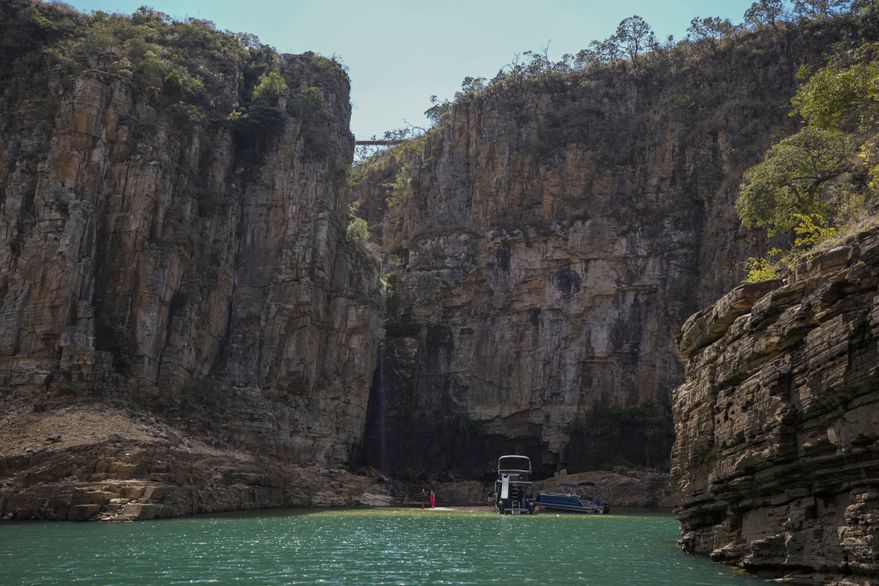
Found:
[346,217,369,241]
[743,257,780,282]
[252,71,288,105]
[385,162,413,208]
[231,70,289,141]
[287,86,325,117]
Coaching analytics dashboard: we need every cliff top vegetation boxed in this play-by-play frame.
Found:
[356,0,873,162]
[351,1,878,249]
[0,0,343,133]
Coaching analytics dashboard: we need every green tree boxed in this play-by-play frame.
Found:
[459,76,486,96]
[791,62,877,132]
[614,15,655,63]
[687,16,737,44]
[425,95,451,125]
[576,37,622,66]
[744,0,787,29]
[792,0,851,18]
[737,127,855,233]
[850,0,875,14]
[131,5,172,25]
[162,69,205,101]
[736,42,879,283]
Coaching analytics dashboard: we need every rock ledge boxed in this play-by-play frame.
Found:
[672,226,879,583]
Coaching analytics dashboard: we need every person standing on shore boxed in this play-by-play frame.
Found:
[419,488,427,508]
[430,490,436,509]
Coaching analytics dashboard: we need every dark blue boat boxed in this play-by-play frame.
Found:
[535,483,609,514]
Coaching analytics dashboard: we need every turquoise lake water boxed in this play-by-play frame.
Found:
[0,508,762,585]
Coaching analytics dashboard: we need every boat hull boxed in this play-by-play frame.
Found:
[534,492,609,514]
[535,503,608,514]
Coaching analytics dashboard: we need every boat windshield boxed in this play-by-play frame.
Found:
[498,456,531,472]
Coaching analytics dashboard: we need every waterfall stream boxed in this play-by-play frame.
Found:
[376,342,388,473]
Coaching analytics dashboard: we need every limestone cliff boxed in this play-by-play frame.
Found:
[0,2,385,520]
[672,226,879,582]
[353,15,878,481]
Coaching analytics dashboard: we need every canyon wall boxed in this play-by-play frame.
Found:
[353,17,875,481]
[3,1,879,525]
[672,226,879,582]
[0,3,384,520]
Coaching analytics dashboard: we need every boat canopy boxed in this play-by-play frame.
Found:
[498,455,531,472]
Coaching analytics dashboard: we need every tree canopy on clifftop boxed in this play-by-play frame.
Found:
[737,37,879,280]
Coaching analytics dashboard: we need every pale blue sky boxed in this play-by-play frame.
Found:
[59,1,756,138]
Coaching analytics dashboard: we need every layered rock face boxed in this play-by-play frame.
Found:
[0,396,390,521]
[353,22,868,480]
[672,227,879,582]
[0,5,384,520]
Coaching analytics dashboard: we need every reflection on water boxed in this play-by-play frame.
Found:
[0,508,761,585]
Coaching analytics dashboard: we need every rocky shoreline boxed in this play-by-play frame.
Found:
[0,389,668,520]
[672,226,879,582]
[0,394,392,521]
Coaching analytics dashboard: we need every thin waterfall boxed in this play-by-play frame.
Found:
[376,342,388,473]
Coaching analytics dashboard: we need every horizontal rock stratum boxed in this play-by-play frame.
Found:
[672,226,879,583]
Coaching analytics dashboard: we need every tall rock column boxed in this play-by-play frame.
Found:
[0,3,387,520]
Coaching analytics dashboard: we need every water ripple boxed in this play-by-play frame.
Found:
[0,509,762,585]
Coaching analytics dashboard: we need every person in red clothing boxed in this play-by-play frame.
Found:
[430,490,436,509]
